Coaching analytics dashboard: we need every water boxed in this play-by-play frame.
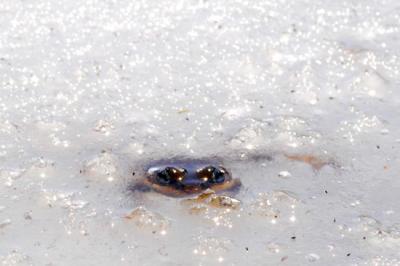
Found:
[1,0,400,265]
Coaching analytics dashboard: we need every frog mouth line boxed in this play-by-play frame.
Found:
[141,178,241,197]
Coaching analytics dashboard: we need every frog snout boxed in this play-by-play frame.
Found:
[179,177,206,187]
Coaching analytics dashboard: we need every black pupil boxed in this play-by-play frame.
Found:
[210,168,225,183]
[156,169,171,184]
[156,167,184,185]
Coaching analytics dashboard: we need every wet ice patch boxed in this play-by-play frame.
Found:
[181,190,241,229]
[93,119,115,136]
[1,0,400,264]
[0,219,12,229]
[125,206,170,235]
[192,236,233,264]
[0,168,25,187]
[341,215,400,246]
[81,151,120,182]
[226,115,323,157]
[250,190,300,224]
[0,251,32,266]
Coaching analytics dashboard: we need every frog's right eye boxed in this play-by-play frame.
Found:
[197,166,227,184]
[156,169,171,185]
[156,167,185,185]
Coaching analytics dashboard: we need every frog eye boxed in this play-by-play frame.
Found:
[211,167,226,184]
[200,166,226,184]
[156,167,185,185]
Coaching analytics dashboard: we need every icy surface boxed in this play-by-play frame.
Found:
[1,0,400,265]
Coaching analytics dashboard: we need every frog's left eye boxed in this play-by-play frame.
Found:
[156,167,186,185]
[199,166,226,184]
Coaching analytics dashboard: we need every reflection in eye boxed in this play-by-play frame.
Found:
[156,167,186,185]
[198,166,226,184]
[210,167,225,184]
[156,168,172,185]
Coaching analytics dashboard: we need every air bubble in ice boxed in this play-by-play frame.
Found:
[270,190,299,203]
[1,168,25,186]
[266,242,284,254]
[305,253,320,262]
[30,158,54,169]
[278,171,292,179]
[43,191,88,211]
[23,157,55,180]
[251,191,300,221]
[380,129,389,135]
[82,151,119,181]
[357,215,382,233]
[62,199,88,210]
[0,251,32,265]
[193,236,232,257]
[93,119,115,135]
[125,206,170,234]
[227,120,270,149]
[0,219,11,229]
[366,256,400,266]
[387,223,400,239]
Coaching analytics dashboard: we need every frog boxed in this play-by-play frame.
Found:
[128,151,337,198]
[130,158,241,197]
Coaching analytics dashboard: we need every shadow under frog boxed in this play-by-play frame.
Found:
[130,158,241,197]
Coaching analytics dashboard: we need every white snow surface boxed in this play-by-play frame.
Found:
[1,0,400,265]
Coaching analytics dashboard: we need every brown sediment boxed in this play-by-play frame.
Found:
[188,205,208,215]
[181,189,215,204]
[181,189,241,212]
[205,178,241,194]
[209,195,240,209]
[285,154,333,170]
